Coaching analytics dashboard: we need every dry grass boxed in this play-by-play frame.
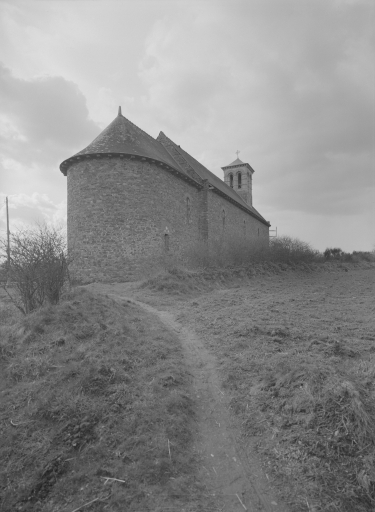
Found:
[99,235,319,283]
[0,288,212,512]
[1,238,374,512]
[165,265,375,511]
[140,260,321,297]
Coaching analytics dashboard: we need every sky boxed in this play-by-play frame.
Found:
[0,0,374,253]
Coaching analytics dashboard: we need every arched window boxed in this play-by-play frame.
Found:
[186,197,191,224]
[229,174,233,188]
[222,209,226,229]
[237,172,242,189]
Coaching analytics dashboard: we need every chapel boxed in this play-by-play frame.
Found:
[60,108,270,282]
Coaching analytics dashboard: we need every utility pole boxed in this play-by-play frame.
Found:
[6,196,10,275]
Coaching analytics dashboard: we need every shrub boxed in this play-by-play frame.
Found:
[323,250,375,263]
[165,235,318,270]
[269,236,319,263]
[353,251,375,262]
[0,225,70,314]
[324,247,344,259]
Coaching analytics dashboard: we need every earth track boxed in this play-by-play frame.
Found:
[110,293,288,512]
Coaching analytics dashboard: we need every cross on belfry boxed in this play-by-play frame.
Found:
[236,150,240,158]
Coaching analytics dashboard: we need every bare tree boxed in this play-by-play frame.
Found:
[0,224,70,314]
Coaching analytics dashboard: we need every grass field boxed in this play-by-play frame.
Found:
[140,261,375,511]
[1,257,374,511]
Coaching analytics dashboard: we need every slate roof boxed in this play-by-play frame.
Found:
[59,108,269,225]
[157,132,269,225]
[59,109,187,176]
[225,157,244,167]
[222,158,254,174]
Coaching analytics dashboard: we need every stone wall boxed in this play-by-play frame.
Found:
[67,156,269,282]
[68,157,203,281]
[207,190,269,250]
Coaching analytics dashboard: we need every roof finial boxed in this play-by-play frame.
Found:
[236,150,240,158]
[118,106,122,116]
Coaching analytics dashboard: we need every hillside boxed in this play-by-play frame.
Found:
[95,260,375,511]
[1,260,374,511]
[0,288,215,512]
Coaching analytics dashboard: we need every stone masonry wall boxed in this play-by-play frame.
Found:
[67,157,203,282]
[207,190,269,255]
[67,156,269,282]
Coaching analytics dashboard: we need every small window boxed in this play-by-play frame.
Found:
[238,172,242,189]
[229,174,233,188]
[243,220,246,235]
[186,197,191,224]
[164,227,170,251]
[164,233,170,251]
[222,209,226,229]
[257,228,260,237]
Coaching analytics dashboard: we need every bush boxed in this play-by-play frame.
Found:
[324,248,344,260]
[0,225,70,314]
[353,251,375,262]
[324,249,375,263]
[169,235,318,270]
[269,236,319,263]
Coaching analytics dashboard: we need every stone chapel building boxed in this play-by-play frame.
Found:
[60,107,270,282]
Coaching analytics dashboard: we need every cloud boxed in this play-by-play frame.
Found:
[0,193,66,237]
[138,0,374,221]
[0,0,373,253]
[0,62,100,167]
[262,207,374,253]
[0,63,101,212]
[139,10,234,131]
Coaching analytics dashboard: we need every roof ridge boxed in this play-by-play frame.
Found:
[157,133,268,225]
[157,132,204,184]
[121,114,159,144]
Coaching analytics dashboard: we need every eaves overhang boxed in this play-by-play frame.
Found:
[59,152,203,189]
[221,162,255,173]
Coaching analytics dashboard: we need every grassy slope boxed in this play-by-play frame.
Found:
[0,288,210,512]
[141,261,375,512]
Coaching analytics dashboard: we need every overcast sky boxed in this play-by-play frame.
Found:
[0,0,374,252]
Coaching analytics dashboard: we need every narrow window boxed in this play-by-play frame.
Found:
[243,220,246,235]
[222,209,226,229]
[164,233,170,251]
[238,172,242,189]
[257,228,260,236]
[164,227,170,251]
[186,197,191,224]
[229,174,233,188]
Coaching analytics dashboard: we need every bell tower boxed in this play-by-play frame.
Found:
[221,151,255,206]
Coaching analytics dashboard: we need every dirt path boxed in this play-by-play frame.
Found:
[107,292,288,512]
